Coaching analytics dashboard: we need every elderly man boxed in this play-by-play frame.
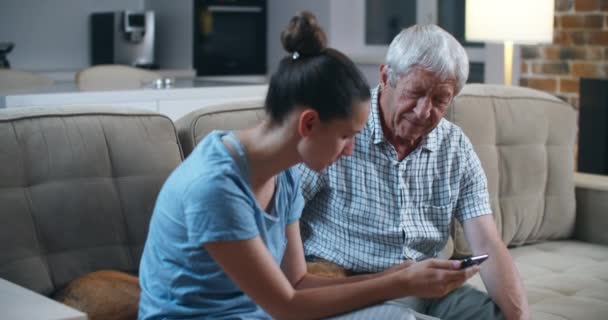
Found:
[299,24,529,320]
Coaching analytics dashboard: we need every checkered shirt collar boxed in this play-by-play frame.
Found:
[369,85,439,152]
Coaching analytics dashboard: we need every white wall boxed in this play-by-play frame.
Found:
[0,0,143,71]
[327,0,517,86]
[0,0,330,74]
[0,0,516,84]
[144,0,192,69]
[140,0,331,74]
[143,0,330,73]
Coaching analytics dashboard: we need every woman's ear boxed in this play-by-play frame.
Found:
[298,109,320,138]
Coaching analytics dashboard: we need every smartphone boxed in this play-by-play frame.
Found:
[459,254,489,269]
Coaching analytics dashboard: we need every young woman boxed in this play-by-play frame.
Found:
[138,12,479,320]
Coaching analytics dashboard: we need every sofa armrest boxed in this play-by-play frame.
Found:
[574,172,608,246]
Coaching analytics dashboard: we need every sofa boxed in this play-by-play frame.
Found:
[1,84,607,320]
[0,106,183,318]
[176,85,608,320]
[446,85,608,320]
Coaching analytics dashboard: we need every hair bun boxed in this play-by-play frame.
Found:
[281,11,327,57]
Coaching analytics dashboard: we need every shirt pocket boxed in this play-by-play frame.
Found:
[329,159,394,227]
[409,203,453,256]
[415,177,453,208]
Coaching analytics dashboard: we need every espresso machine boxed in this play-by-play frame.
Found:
[90,11,156,68]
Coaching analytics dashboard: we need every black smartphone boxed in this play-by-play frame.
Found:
[459,254,489,269]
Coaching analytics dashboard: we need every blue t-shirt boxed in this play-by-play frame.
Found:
[138,131,304,320]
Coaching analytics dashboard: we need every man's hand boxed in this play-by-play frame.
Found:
[382,260,415,275]
[395,259,480,298]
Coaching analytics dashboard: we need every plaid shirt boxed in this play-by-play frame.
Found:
[299,86,491,272]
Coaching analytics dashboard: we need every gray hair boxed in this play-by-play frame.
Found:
[385,24,469,94]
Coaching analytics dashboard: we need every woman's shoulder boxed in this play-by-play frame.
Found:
[171,132,246,195]
[190,130,230,160]
[281,166,302,187]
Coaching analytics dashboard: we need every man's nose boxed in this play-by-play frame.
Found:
[414,97,432,119]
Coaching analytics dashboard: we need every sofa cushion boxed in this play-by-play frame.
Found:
[175,99,265,157]
[0,106,182,295]
[445,85,577,255]
[467,241,608,320]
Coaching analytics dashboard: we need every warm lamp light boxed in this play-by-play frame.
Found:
[465,0,554,85]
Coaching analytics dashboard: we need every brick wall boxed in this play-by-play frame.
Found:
[519,0,608,108]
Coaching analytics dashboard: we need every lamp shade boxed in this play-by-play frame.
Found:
[465,0,554,44]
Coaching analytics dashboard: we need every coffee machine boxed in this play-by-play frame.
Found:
[90,11,156,68]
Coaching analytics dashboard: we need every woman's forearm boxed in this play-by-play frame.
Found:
[294,261,412,290]
[277,272,404,320]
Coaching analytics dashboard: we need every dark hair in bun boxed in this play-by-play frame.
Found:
[265,11,370,123]
[280,11,327,56]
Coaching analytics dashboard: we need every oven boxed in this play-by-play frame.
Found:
[193,0,266,76]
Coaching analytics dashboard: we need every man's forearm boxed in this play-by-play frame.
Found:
[479,242,529,320]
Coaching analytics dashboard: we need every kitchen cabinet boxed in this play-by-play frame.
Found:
[158,97,258,120]
[71,100,158,112]
[1,82,268,120]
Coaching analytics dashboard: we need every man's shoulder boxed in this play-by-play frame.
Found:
[436,118,470,147]
[438,118,464,134]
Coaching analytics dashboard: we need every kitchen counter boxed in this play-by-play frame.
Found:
[1,78,263,95]
[0,78,269,120]
[33,68,198,82]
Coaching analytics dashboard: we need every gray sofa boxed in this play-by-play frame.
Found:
[1,84,607,320]
[0,107,182,296]
[447,85,608,320]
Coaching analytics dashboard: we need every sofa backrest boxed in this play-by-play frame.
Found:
[176,100,266,157]
[0,107,182,295]
[174,85,578,258]
[445,84,577,256]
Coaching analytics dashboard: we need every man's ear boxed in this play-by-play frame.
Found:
[298,109,319,138]
[380,64,390,89]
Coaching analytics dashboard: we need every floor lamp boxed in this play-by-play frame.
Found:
[465,0,554,85]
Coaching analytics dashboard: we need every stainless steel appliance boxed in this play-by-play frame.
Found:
[91,11,156,68]
[193,0,266,76]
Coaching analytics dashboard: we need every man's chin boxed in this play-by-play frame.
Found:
[305,161,328,173]
[396,126,418,138]
[312,165,327,173]
[396,128,424,144]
